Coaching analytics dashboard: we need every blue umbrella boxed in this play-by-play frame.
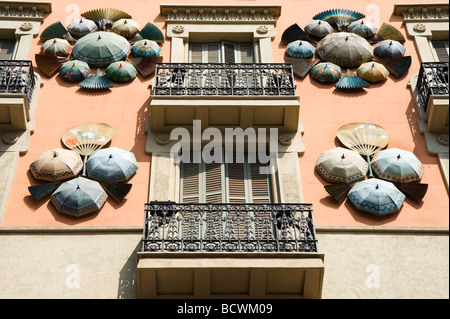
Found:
[374,40,405,58]
[86,147,138,183]
[286,40,316,59]
[347,20,377,38]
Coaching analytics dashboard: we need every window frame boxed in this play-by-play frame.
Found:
[188,41,255,63]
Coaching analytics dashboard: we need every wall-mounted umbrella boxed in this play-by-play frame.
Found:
[59,60,91,83]
[286,40,316,59]
[131,22,165,43]
[67,18,98,37]
[41,38,72,57]
[29,148,83,182]
[356,62,389,83]
[50,176,108,217]
[347,20,377,38]
[40,21,75,43]
[347,178,406,216]
[106,61,137,82]
[131,40,161,58]
[81,7,132,31]
[370,23,405,44]
[72,31,130,66]
[316,32,374,68]
[304,20,333,39]
[310,62,342,83]
[79,68,114,89]
[374,40,405,58]
[335,69,370,89]
[313,8,365,31]
[371,148,424,183]
[112,18,140,38]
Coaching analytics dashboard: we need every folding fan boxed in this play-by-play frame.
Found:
[394,182,428,202]
[284,56,320,78]
[40,21,76,43]
[104,183,133,202]
[81,8,132,30]
[281,23,313,43]
[28,182,60,201]
[35,53,66,77]
[79,68,114,89]
[131,22,165,43]
[335,69,370,89]
[313,9,365,31]
[324,182,354,202]
[369,23,405,44]
[127,56,163,78]
[374,56,412,78]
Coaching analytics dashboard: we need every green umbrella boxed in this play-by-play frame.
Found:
[59,60,91,83]
[106,61,137,82]
[72,31,130,66]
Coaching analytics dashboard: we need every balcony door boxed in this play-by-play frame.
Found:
[189,42,254,63]
[0,40,16,60]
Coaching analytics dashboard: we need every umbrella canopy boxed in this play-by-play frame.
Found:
[50,177,108,217]
[72,31,130,66]
[316,147,369,183]
[86,147,138,183]
[347,20,377,38]
[105,61,137,82]
[59,60,91,83]
[347,178,406,216]
[286,40,316,59]
[317,32,374,68]
[67,18,98,37]
[356,62,389,82]
[374,40,405,58]
[131,40,161,58]
[304,20,333,39]
[310,62,342,82]
[112,18,140,38]
[41,38,72,57]
[371,148,424,183]
[29,148,83,182]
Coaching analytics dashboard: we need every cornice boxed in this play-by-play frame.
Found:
[393,3,449,22]
[0,0,52,22]
[160,3,281,24]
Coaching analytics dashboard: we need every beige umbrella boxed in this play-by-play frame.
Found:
[357,62,389,83]
[112,18,140,38]
[316,147,369,184]
[316,32,374,68]
[29,148,83,182]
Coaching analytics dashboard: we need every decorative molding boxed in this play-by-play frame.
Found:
[256,25,269,34]
[413,23,426,32]
[393,4,449,22]
[0,1,52,22]
[19,21,32,30]
[156,134,170,145]
[172,25,184,33]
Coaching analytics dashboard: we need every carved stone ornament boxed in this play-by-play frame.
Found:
[413,23,426,32]
[278,134,293,146]
[3,133,19,145]
[172,25,184,33]
[20,22,33,31]
[156,134,171,145]
[256,25,269,34]
[438,134,449,146]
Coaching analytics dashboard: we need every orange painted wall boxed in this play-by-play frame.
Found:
[2,0,448,228]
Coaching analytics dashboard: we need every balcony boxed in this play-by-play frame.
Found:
[137,202,324,299]
[416,62,449,112]
[0,60,35,107]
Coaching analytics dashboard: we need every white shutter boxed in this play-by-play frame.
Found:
[432,40,449,62]
[0,40,16,60]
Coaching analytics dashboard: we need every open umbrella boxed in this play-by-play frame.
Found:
[68,18,98,37]
[356,62,389,83]
[304,20,333,39]
[310,62,342,82]
[106,61,137,82]
[316,147,369,183]
[72,31,130,66]
[347,20,377,38]
[29,148,83,182]
[347,178,406,216]
[59,60,91,83]
[41,38,72,57]
[86,147,138,183]
[50,176,108,217]
[131,40,161,58]
[112,18,140,38]
[371,148,424,183]
[286,40,316,59]
[374,40,405,58]
[316,32,374,68]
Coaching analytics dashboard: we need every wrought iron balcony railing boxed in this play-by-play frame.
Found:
[416,62,449,111]
[142,201,317,253]
[0,60,35,107]
[152,63,295,96]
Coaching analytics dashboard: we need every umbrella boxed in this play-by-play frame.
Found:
[316,147,369,183]
[374,40,405,58]
[371,148,424,183]
[106,61,137,82]
[112,18,140,38]
[347,178,406,216]
[86,147,138,183]
[72,31,130,66]
[59,60,91,83]
[41,38,72,57]
[347,20,377,38]
[29,148,83,182]
[316,32,374,68]
[286,40,316,59]
[131,40,161,58]
[310,62,342,82]
[304,20,333,39]
[67,18,98,37]
[50,176,108,217]
[356,62,389,83]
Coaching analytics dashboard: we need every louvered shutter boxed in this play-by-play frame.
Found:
[181,161,201,203]
[223,42,236,63]
[0,40,16,60]
[239,44,254,63]
[190,44,203,63]
[432,40,449,62]
[207,44,220,63]
[204,162,225,203]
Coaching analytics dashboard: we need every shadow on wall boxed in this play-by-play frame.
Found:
[117,239,141,299]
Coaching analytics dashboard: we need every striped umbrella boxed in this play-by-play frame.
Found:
[286,40,316,59]
[68,18,98,37]
[29,148,83,182]
[310,62,342,82]
[41,38,72,57]
[106,61,137,82]
[371,148,424,183]
[59,60,91,83]
[347,20,377,38]
[131,40,161,57]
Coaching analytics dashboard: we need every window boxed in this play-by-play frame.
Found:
[0,40,16,60]
[431,40,449,62]
[189,41,254,63]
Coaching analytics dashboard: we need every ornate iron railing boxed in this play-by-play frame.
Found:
[142,201,317,253]
[152,63,295,96]
[0,60,35,107]
[416,62,449,111]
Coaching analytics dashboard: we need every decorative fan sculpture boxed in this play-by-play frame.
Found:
[313,9,365,31]
[35,7,164,89]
